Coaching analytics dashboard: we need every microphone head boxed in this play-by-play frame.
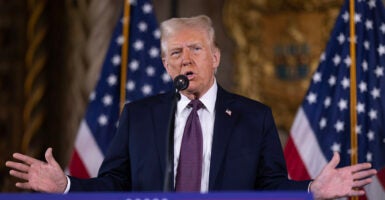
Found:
[173,75,189,91]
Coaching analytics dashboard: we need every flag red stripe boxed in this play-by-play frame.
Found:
[284,136,311,180]
[377,167,385,189]
[69,150,91,179]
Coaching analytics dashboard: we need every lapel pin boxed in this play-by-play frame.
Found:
[225,109,232,116]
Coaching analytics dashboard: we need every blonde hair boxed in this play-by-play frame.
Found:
[160,15,217,57]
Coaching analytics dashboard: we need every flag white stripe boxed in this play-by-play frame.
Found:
[75,120,104,177]
[291,108,327,178]
[365,175,385,199]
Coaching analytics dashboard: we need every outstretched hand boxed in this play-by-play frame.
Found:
[310,152,377,200]
[5,147,68,193]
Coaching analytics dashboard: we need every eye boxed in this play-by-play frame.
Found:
[193,46,202,51]
[170,50,181,57]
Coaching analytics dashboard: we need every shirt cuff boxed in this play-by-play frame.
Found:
[63,176,71,194]
[307,181,313,193]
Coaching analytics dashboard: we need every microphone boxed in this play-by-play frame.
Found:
[173,74,189,91]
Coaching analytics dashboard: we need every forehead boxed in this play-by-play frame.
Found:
[165,27,210,48]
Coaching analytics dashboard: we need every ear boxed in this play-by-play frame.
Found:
[212,48,221,70]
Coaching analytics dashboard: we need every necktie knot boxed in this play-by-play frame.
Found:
[188,99,204,111]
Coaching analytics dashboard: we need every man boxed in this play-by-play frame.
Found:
[6,15,376,199]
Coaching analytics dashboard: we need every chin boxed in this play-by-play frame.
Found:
[184,87,198,96]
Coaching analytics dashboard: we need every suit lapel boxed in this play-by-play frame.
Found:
[208,86,239,190]
[152,92,174,182]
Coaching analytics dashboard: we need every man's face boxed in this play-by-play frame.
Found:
[162,27,220,99]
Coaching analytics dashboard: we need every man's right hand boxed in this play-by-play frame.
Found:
[5,147,68,193]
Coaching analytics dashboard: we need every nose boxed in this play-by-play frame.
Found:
[181,48,192,67]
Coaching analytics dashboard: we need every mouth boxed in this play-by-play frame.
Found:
[184,71,195,80]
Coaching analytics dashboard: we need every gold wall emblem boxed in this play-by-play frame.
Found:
[223,0,343,131]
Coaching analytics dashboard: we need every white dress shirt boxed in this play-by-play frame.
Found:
[173,81,217,193]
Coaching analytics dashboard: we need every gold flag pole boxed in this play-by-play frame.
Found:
[349,0,358,198]
[120,0,131,113]
[349,2,359,199]
[349,0,358,166]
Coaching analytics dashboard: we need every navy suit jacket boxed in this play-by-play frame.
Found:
[70,86,310,191]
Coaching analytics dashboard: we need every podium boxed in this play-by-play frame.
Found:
[0,192,313,200]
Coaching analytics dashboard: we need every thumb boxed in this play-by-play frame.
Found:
[326,152,340,169]
[45,147,59,166]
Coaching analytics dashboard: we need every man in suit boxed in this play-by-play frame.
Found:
[6,15,376,199]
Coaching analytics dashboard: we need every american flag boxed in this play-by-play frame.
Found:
[68,0,172,178]
[284,0,385,199]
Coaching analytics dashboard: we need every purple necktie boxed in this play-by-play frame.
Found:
[175,99,204,192]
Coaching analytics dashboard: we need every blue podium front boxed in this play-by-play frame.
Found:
[0,192,313,200]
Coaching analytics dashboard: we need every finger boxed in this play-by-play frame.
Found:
[326,152,340,169]
[9,170,29,181]
[353,178,373,188]
[353,169,377,180]
[13,153,42,165]
[45,147,59,167]
[15,182,32,190]
[349,163,374,173]
[5,161,29,172]
[348,189,365,197]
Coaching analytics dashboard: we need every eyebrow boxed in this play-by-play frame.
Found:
[169,43,202,50]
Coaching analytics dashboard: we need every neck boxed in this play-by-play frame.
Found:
[180,79,215,100]
[181,91,200,100]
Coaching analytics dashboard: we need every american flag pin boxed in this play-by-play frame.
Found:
[225,109,232,116]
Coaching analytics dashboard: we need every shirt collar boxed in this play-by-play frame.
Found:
[177,81,217,114]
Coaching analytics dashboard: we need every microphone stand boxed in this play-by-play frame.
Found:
[163,75,188,192]
[163,90,180,192]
